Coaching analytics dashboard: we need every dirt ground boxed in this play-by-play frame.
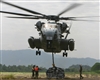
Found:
[23,77,99,80]
[1,77,100,80]
[1,72,100,80]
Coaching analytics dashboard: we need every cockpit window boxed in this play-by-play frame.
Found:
[42,23,57,28]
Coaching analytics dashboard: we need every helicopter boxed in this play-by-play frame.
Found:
[0,0,99,57]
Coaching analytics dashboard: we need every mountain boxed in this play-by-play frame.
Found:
[0,49,99,68]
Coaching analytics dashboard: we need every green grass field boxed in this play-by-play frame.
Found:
[0,72,46,79]
[0,72,100,79]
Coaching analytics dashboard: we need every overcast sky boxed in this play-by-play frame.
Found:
[0,0,100,59]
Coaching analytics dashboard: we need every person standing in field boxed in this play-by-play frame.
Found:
[79,65,83,79]
[31,65,35,79]
[34,66,39,79]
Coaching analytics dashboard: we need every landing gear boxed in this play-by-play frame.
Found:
[63,52,68,57]
[36,49,41,55]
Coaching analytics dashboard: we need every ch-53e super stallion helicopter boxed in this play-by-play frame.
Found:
[0,0,99,57]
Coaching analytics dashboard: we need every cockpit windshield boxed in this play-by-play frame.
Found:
[42,23,57,28]
[41,22,58,40]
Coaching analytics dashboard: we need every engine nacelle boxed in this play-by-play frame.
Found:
[61,22,68,33]
[28,37,41,49]
[68,39,75,51]
[60,39,75,51]
[60,39,69,50]
[35,21,43,31]
[28,37,35,48]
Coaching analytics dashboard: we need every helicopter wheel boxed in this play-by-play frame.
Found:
[36,51,38,55]
[39,51,41,55]
[63,52,68,57]
[36,51,41,55]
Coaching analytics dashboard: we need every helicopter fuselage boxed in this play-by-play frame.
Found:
[28,21,75,53]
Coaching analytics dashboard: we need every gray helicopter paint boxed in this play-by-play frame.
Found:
[41,23,61,40]
[40,22,61,52]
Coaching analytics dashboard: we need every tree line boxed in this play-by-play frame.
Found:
[65,65,91,72]
[0,64,47,72]
[0,63,100,72]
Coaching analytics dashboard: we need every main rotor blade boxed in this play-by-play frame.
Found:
[71,19,99,22]
[68,19,99,22]
[60,17,100,22]
[6,16,44,19]
[0,0,46,16]
[65,16,100,18]
[58,3,82,16]
[0,11,34,16]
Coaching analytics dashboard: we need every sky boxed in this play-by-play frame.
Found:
[0,0,100,59]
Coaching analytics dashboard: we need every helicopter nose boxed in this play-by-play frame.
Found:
[47,40,52,49]
[42,27,57,41]
[46,36,53,40]
[45,30,55,40]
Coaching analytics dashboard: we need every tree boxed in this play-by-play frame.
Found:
[91,62,100,72]
[0,64,2,71]
[65,64,91,72]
